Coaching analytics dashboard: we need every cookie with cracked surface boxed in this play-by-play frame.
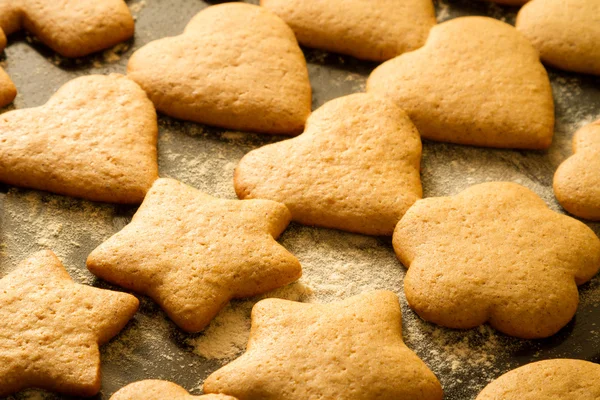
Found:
[111,380,237,400]
[393,182,600,339]
[516,0,600,75]
[367,17,554,149]
[127,3,311,135]
[260,0,435,61]
[0,250,139,397]
[0,29,16,108]
[554,120,600,220]
[476,359,600,399]
[87,178,302,333]
[0,74,158,203]
[0,0,134,58]
[204,291,443,400]
[234,93,422,236]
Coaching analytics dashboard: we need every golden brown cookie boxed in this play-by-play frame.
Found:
[87,178,302,333]
[554,120,600,220]
[0,250,139,397]
[0,74,158,203]
[260,0,436,61]
[111,380,237,400]
[234,93,422,236]
[204,291,443,400]
[127,3,311,135]
[476,359,600,399]
[393,182,600,339]
[516,0,600,75]
[367,16,554,149]
[0,0,134,57]
[0,28,16,108]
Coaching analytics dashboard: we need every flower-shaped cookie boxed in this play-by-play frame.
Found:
[111,380,237,400]
[0,74,158,203]
[393,182,600,339]
[204,291,443,400]
[554,120,600,220]
[234,93,423,235]
[0,250,139,397]
[368,17,554,149]
[87,178,302,333]
[127,3,311,135]
[517,0,600,75]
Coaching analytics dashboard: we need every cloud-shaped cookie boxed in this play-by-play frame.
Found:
[0,0,134,57]
[128,3,311,135]
[111,380,237,400]
[0,74,158,203]
[554,120,600,220]
[393,182,600,339]
[476,359,600,399]
[234,93,422,235]
[0,29,16,108]
[517,0,600,75]
[260,0,436,61]
[367,17,554,149]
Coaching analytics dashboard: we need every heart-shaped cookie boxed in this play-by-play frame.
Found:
[517,0,600,75]
[0,29,16,108]
[0,74,158,203]
[368,16,554,149]
[0,0,134,57]
[234,93,422,236]
[127,3,311,135]
[554,120,600,220]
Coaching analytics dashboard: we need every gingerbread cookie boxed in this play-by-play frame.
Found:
[0,74,158,203]
[554,120,600,220]
[0,28,16,108]
[260,0,435,61]
[112,380,237,400]
[87,178,301,333]
[393,182,600,339]
[367,17,554,149]
[476,359,600,399]
[234,93,422,236]
[0,250,139,397]
[0,0,134,57]
[128,3,311,135]
[517,0,600,75]
[204,291,443,400]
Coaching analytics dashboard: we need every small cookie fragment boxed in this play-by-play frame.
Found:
[517,0,600,75]
[260,0,436,61]
[393,182,600,339]
[235,93,422,235]
[87,178,302,333]
[367,17,554,149]
[554,120,600,220]
[0,250,139,397]
[204,291,443,400]
[0,29,16,108]
[476,359,600,400]
[0,74,158,203]
[0,0,134,57]
[111,380,237,400]
[128,3,311,135]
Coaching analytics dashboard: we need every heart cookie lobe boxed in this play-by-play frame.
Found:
[260,0,436,61]
[234,93,423,236]
[368,16,554,149]
[517,0,600,76]
[0,74,158,203]
[127,3,312,135]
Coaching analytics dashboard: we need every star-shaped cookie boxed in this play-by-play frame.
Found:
[0,74,158,203]
[203,291,443,400]
[0,0,134,57]
[554,120,600,220]
[0,250,139,397]
[234,93,423,235]
[0,28,16,108]
[112,380,237,400]
[393,182,600,339]
[87,178,302,333]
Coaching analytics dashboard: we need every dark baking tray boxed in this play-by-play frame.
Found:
[0,0,598,399]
